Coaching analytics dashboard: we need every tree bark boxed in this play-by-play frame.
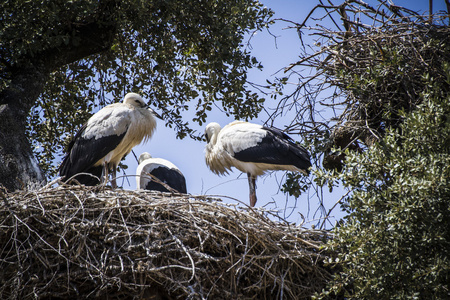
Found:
[0,0,118,191]
[0,106,47,191]
[0,65,49,191]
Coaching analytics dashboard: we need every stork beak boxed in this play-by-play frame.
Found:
[148,107,163,120]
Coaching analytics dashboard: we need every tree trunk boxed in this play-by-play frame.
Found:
[0,106,46,191]
[0,1,119,191]
[0,65,49,191]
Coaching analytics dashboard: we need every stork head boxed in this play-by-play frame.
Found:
[138,152,152,164]
[124,93,163,120]
[124,92,147,108]
[204,122,221,145]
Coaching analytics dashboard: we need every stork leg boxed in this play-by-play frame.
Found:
[111,164,117,189]
[101,163,109,186]
[248,173,257,207]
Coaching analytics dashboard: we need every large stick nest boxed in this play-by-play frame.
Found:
[0,184,332,299]
[279,1,450,171]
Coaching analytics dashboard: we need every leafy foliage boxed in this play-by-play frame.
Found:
[0,0,272,177]
[318,71,450,299]
[258,1,450,296]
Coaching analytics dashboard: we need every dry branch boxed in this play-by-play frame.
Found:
[275,1,450,171]
[0,184,333,299]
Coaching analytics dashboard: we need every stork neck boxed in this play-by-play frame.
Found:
[210,124,222,145]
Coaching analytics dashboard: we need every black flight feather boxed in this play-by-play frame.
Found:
[144,167,187,193]
[233,126,311,173]
[59,124,127,185]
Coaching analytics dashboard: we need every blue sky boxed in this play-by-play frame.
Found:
[115,0,446,227]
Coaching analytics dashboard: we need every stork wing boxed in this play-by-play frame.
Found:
[143,166,187,193]
[59,105,131,180]
[138,158,187,193]
[223,124,311,172]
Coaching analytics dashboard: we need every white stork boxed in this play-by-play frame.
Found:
[136,152,187,193]
[59,93,158,188]
[204,121,311,207]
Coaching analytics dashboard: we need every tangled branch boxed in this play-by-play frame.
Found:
[0,184,332,299]
[273,0,450,170]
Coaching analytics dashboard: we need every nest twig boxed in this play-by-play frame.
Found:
[0,184,333,299]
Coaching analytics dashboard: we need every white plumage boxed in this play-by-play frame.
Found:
[205,121,311,207]
[60,93,157,188]
[136,152,187,193]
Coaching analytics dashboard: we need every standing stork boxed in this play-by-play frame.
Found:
[59,93,158,188]
[136,152,187,193]
[204,121,311,207]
